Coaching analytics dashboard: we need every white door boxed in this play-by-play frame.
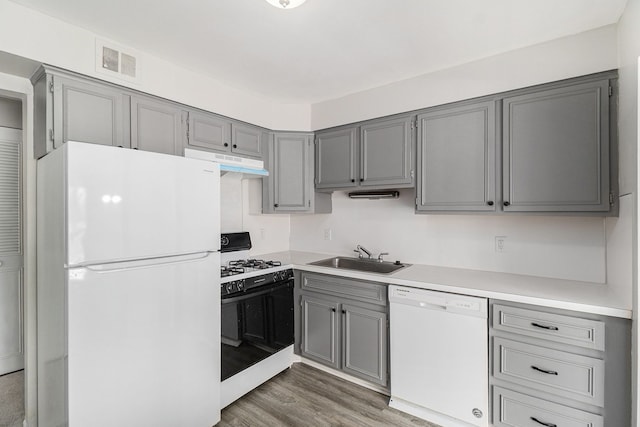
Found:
[66,252,220,427]
[0,127,23,376]
[64,142,220,266]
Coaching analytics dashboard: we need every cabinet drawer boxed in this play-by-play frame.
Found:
[493,386,603,427]
[492,304,605,350]
[493,338,604,406]
[301,273,386,305]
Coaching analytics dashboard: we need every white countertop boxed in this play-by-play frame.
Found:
[257,250,632,319]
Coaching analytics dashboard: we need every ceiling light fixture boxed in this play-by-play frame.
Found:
[265,0,307,9]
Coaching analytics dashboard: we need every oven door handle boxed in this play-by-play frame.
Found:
[221,281,292,304]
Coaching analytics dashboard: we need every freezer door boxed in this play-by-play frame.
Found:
[65,252,220,427]
[64,142,220,266]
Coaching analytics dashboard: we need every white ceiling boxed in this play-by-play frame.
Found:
[9,0,628,104]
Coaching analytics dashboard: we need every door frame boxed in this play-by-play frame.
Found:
[0,83,34,427]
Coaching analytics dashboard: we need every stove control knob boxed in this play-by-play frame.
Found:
[237,280,245,291]
[225,283,235,294]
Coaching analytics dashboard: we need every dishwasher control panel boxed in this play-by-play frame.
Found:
[388,285,487,318]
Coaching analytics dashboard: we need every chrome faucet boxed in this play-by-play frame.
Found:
[354,245,372,259]
[377,252,389,262]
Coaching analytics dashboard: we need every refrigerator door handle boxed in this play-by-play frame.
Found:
[71,251,217,273]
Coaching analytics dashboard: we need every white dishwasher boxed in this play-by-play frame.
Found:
[389,285,488,427]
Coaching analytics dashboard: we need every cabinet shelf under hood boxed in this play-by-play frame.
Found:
[184,148,268,178]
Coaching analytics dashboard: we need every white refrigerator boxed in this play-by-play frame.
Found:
[37,142,221,427]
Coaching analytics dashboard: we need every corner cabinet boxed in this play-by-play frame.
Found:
[263,132,331,214]
[315,115,415,192]
[502,79,611,212]
[416,100,496,212]
[297,272,388,387]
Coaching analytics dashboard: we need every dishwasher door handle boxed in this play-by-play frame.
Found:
[418,301,448,310]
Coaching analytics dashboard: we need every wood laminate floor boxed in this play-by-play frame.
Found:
[219,363,439,427]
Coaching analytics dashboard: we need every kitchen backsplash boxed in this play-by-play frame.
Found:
[289,190,610,283]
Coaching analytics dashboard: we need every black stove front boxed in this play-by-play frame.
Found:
[220,232,294,381]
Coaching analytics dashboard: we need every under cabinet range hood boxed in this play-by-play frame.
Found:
[184,148,268,178]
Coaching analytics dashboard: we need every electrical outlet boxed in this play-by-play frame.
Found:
[260,228,266,240]
[495,236,507,253]
[324,228,332,241]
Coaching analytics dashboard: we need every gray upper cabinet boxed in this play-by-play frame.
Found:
[33,69,129,158]
[185,111,231,154]
[272,133,311,212]
[315,127,359,189]
[417,101,496,212]
[130,95,183,156]
[264,132,331,214]
[231,123,263,158]
[315,116,415,191]
[502,79,611,212]
[360,116,414,188]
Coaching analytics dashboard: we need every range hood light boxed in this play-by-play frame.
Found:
[348,191,400,200]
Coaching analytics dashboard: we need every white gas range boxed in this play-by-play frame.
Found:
[219,232,294,409]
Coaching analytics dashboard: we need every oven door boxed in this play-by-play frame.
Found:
[221,279,294,381]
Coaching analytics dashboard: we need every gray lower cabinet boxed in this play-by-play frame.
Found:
[263,132,331,214]
[298,272,388,387]
[130,96,183,155]
[502,78,611,212]
[416,101,496,212]
[33,69,129,158]
[490,300,630,427]
[315,115,415,192]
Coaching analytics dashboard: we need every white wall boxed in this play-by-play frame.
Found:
[311,25,618,130]
[0,71,35,427]
[0,0,311,131]
[220,176,290,256]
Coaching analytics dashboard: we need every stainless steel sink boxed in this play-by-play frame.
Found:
[308,256,408,274]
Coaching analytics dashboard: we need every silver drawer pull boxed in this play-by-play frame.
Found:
[530,416,557,427]
[531,365,559,375]
[531,322,559,331]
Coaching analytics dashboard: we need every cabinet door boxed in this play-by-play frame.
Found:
[187,111,231,153]
[231,123,263,158]
[53,75,128,148]
[130,96,183,155]
[502,80,610,212]
[300,296,340,369]
[272,133,311,212]
[315,127,358,189]
[417,101,496,211]
[341,304,388,386]
[360,116,414,188]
